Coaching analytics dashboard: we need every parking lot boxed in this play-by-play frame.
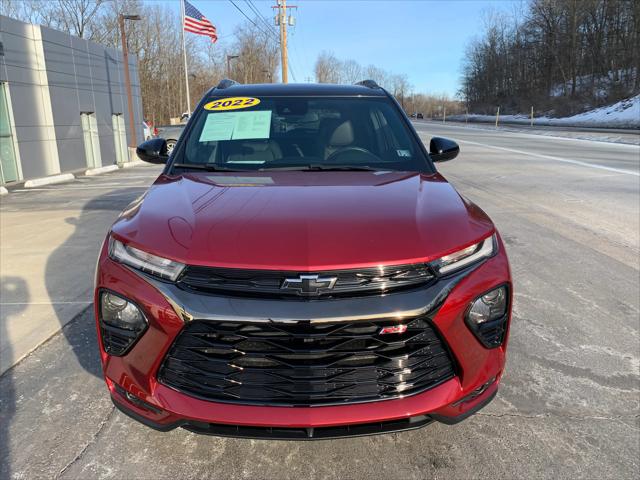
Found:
[1,122,638,479]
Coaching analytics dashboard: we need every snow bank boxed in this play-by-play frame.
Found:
[553,95,639,126]
[451,95,640,128]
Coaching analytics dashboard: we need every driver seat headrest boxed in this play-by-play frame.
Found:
[328,120,354,146]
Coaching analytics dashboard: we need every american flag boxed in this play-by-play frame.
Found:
[183,0,218,43]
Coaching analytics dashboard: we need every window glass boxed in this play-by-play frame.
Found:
[176,97,429,171]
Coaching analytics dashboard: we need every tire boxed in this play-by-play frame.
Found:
[166,139,177,155]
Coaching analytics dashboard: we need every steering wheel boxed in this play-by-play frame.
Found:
[325,146,381,163]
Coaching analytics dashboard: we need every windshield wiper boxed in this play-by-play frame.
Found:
[260,164,383,172]
[172,163,243,172]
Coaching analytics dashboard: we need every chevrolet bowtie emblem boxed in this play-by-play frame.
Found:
[281,274,338,295]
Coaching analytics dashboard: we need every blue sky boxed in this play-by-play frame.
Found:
[165,0,517,96]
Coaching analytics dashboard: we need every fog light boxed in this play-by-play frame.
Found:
[468,287,507,325]
[101,292,145,330]
[99,291,147,355]
[465,285,509,348]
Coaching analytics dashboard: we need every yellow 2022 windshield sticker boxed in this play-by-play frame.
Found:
[204,97,260,111]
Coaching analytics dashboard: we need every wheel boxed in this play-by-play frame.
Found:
[166,139,177,155]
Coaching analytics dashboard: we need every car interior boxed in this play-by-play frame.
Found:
[180,97,426,170]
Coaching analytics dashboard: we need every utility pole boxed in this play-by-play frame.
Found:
[119,14,141,148]
[273,0,296,83]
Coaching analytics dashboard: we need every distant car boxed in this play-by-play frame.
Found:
[416,113,424,119]
[410,113,417,118]
[155,124,186,155]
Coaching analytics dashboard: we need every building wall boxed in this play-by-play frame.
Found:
[0,15,144,184]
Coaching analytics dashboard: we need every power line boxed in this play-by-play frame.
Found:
[289,61,298,82]
[245,0,279,40]
[227,0,276,40]
[287,10,305,83]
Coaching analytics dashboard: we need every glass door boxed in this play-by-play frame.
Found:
[112,114,128,165]
[0,83,19,184]
[81,112,102,168]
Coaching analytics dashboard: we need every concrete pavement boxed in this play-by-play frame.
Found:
[1,125,638,479]
[0,165,163,375]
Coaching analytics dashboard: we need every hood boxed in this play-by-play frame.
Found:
[111,171,495,270]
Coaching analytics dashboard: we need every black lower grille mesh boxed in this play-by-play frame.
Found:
[158,317,455,406]
[473,315,508,348]
[183,415,433,439]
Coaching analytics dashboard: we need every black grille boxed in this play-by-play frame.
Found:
[99,323,145,356]
[183,415,433,439]
[471,315,508,348]
[158,317,456,406]
[176,264,435,298]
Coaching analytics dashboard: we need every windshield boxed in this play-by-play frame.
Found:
[170,96,431,172]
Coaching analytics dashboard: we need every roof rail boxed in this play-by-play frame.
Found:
[216,78,240,89]
[354,79,380,89]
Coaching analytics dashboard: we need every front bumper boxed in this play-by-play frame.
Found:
[94,237,512,438]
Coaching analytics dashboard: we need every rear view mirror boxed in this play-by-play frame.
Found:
[136,138,169,164]
[429,137,459,162]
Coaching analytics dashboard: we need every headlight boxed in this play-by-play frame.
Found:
[431,234,496,275]
[108,236,185,281]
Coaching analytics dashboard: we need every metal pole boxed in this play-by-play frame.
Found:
[180,0,191,114]
[495,106,500,127]
[119,15,137,148]
[227,55,239,78]
[530,105,534,127]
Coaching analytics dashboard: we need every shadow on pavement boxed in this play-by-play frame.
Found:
[0,276,28,480]
[44,189,145,380]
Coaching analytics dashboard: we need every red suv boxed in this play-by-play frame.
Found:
[95,80,512,439]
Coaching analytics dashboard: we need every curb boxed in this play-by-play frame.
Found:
[24,173,75,188]
[0,186,8,196]
[120,160,148,169]
[85,164,119,176]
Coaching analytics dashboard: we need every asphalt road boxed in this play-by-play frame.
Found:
[1,124,638,479]
[440,118,640,143]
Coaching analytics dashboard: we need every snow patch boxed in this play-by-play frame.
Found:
[452,95,640,128]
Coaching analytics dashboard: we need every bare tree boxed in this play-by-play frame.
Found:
[229,23,279,84]
[315,51,342,83]
[52,0,105,39]
[461,0,639,115]
[341,59,363,84]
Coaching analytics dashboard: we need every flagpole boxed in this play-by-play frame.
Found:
[181,0,192,115]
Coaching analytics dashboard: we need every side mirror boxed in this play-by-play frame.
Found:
[136,138,169,164]
[429,137,459,162]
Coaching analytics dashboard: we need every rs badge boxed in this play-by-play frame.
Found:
[379,325,408,335]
